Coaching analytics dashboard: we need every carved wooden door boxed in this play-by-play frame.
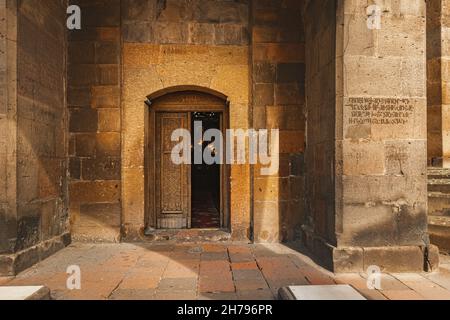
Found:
[155,112,191,229]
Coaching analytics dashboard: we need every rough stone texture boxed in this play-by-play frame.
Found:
[121,0,249,45]
[122,44,251,241]
[0,0,70,276]
[68,0,122,243]
[0,0,18,259]
[121,0,251,241]
[301,0,433,272]
[1,0,447,276]
[252,0,306,243]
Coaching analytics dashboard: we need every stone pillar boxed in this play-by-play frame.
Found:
[303,0,437,273]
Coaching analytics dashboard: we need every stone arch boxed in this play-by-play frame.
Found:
[146,85,229,104]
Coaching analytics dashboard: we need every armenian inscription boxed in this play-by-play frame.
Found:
[347,97,414,125]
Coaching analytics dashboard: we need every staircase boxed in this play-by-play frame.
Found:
[428,168,450,253]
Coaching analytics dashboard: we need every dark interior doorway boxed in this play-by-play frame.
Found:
[191,112,221,229]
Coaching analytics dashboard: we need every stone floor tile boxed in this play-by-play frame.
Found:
[199,275,235,293]
[201,252,230,261]
[232,269,265,281]
[119,274,160,290]
[154,290,197,300]
[163,260,199,279]
[229,253,255,263]
[357,289,388,300]
[109,289,156,300]
[158,278,198,292]
[237,289,275,300]
[425,269,450,291]
[257,256,304,280]
[392,273,450,300]
[6,243,450,301]
[266,278,309,297]
[0,277,13,285]
[381,290,424,300]
[334,274,369,291]
[202,244,228,253]
[200,260,231,276]
[235,278,269,291]
[369,274,411,291]
[231,262,259,270]
[199,292,239,300]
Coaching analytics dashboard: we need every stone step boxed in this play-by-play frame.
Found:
[428,168,450,179]
[429,216,450,254]
[0,286,50,300]
[428,181,450,193]
[429,192,450,216]
[144,228,232,243]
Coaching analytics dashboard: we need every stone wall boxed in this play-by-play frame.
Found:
[427,0,450,168]
[301,0,433,273]
[68,0,122,242]
[0,0,70,276]
[251,0,306,242]
[121,0,251,241]
[0,0,18,271]
[302,0,337,252]
[427,0,443,165]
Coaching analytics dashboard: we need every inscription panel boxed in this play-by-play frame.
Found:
[346,97,414,126]
[344,96,425,140]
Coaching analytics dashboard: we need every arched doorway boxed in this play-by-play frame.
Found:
[145,89,230,232]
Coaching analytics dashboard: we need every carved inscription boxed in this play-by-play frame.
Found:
[347,97,414,125]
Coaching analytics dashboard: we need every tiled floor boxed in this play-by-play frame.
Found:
[3,243,450,300]
[191,190,220,229]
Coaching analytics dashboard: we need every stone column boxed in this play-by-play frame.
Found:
[303,0,437,273]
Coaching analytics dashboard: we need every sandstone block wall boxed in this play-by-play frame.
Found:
[303,0,337,251]
[0,0,18,265]
[251,0,306,242]
[121,0,251,241]
[0,0,70,276]
[301,0,432,272]
[68,0,122,242]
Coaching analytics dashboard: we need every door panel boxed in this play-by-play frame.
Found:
[155,112,191,229]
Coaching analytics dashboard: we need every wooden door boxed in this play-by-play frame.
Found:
[155,112,191,229]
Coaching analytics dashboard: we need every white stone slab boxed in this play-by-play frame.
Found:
[0,286,49,300]
[287,285,366,301]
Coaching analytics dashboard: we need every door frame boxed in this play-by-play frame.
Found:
[145,91,230,231]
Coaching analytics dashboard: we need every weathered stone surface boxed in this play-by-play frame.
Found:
[333,247,364,274]
[0,0,69,276]
[68,0,123,243]
[69,181,121,204]
[363,247,425,273]
[1,0,443,278]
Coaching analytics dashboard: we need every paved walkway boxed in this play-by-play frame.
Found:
[2,243,450,300]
